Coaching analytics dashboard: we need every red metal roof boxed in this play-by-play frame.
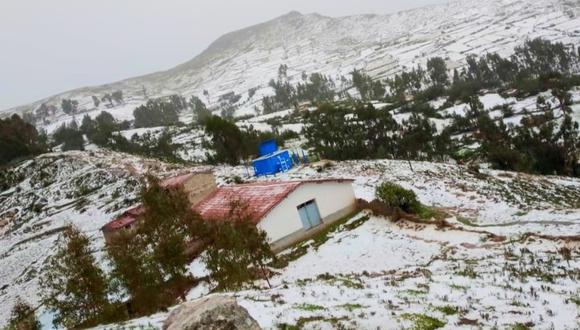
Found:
[192,179,353,223]
[102,206,145,232]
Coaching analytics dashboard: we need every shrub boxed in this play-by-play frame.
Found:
[6,300,41,330]
[204,199,275,290]
[401,313,446,330]
[375,182,421,214]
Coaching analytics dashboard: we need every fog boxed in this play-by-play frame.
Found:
[0,0,448,110]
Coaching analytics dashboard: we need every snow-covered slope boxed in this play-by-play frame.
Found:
[2,150,579,327]
[89,158,580,330]
[4,0,580,123]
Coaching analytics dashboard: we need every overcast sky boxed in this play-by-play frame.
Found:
[0,0,447,110]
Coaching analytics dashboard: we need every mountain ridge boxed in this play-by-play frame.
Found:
[3,0,579,119]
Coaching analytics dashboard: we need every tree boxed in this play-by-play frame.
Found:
[204,199,275,290]
[203,115,246,165]
[107,176,204,314]
[427,57,449,86]
[261,96,282,115]
[269,78,296,108]
[138,176,203,278]
[61,99,78,115]
[304,103,399,160]
[80,114,96,137]
[86,112,119,146]
[53,120,84,151]
[92,96,101,108]
[111,90,124,105]
[352,69,384,100]
[169,94,186,111]
[131,130,180,163]
[219,102,237,120]
[36,103,50,120]
[296,73,336,103]
[107,231,166,315]
[189,96,211,125]
[40,227,114,328]
[512,38,578,76]
[399,113,438,161]
[0,115,46,165]
[552,88,573,113]
[555,114,580,176]
[6,299,41,330]
[278,64,288,80]
[101,94,114,107]
[376,182,421,214]
[133,99,179,128]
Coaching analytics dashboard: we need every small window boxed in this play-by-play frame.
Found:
[297,199,322,230]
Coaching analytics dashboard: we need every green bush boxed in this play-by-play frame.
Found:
[375,182,421,214]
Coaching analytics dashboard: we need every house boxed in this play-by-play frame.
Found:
[101,171,217,243]
[101,206,145,244]
[193,179,356,252]
[252,139,293,176]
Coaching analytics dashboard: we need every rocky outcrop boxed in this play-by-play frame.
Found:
[163,295,261,330]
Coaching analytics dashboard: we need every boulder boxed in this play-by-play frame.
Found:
[163,295,261,330]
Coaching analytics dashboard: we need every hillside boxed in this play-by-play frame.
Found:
[1,151,579,327]
[2,0,580,328]
[3,0,580,126]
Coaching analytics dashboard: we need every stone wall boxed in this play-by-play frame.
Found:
[184,173,217,206]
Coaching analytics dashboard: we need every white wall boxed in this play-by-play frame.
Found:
[257,181,356,243]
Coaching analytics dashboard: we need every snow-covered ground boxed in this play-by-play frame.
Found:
[1,151,579,328]
[234,216,580,329]
[118,212,580,329]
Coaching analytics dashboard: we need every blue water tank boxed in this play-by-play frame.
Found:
[259,139,278,156]
[252,150,293,176]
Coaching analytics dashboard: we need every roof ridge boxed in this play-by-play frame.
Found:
[224,178,354,187]
[192,178,354,223]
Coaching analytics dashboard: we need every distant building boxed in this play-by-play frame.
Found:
[193,179,356,252]
[101,171,217,244]
[101,206,145,244]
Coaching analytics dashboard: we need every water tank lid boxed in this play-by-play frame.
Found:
[259,139,278,156]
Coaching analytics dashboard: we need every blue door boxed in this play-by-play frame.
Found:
[297,200,322,230]
[298,205,311,229]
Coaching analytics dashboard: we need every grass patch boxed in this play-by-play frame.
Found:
[417,206,441,221]
[316,273,365,289]
[279,316,349,329]
[510,323,533,330]
[456,266,477,279]
[449,283,468,291]
[294,303,326,312]
[401,313,446,330]
[269,244,309,269]
[434,305,460,315]
[296,316,348,328]
[456,216,477,226]
[311,214,370,249]
[338,303,365,312]
[403,289,429,296]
